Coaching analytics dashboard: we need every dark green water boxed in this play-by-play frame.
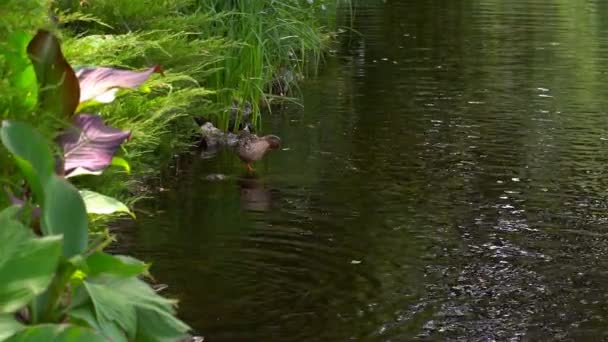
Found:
[117,1,608,340]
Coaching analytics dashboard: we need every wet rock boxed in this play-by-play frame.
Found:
[200,122,224,149]
[199,122,244,149]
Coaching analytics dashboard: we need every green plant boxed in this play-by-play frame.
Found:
[0,121,190,341]
[0,28,190,341]
[0,2,346,339]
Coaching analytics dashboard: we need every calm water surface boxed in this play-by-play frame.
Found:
[117,1,608,340]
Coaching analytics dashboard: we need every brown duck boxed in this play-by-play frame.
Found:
[235,130,281,171]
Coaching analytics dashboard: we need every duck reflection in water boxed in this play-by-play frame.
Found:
[237,175,272,212]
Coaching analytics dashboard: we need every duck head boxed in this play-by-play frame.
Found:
[263,135,281,150]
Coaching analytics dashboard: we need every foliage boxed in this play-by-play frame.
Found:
[54,0,346,129]
[0,1,342,340]
[0,27,190,341]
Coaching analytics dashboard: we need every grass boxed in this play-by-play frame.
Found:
[197,0,336,128]
[55,0,345,127]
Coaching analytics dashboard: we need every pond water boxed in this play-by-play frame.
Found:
[117,1,608,340]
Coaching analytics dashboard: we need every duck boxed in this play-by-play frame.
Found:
[235,127,281,172]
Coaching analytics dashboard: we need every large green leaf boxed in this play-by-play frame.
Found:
[4,324,105,342]
[84,279,137,340]
[41,176,88,258]
[0,208,62,314]
[0,206,21,223]
[0,120,55,205]
[135,308,191,342]
[0,314,24,340]
[26,29,80,118]
[84,277,190,341]
[79,190,134,218]
[69,303,128,342]
[84,252,148,278]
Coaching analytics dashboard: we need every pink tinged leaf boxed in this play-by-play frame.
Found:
[76,65,163,103]
[58,114,131,178]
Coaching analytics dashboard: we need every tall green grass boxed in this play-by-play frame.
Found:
[195,0,338,129]
[54,0,347,130]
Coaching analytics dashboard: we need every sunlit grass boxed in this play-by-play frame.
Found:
[56,0,347,129]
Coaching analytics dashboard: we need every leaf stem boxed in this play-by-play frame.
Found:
[40,261,76,322]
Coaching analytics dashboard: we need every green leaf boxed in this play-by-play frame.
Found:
[0,215,62,314]
[42,176,88,257]
[70,304,128,342]
[0,206,21,223]
[4,324,105,342]
[0,120,55,205]
[84,252,148,278]
[79,190,134,218]
[84,277,190,341]
[84,279,138,340]
[111,156,131,174]
[0,314,25,340]
[135,308,191,342]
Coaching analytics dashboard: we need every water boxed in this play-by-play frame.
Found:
[116,1,608,340]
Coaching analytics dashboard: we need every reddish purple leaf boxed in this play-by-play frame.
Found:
[58,114,131,177]
[76,65,163,104]
[27,29,80,118]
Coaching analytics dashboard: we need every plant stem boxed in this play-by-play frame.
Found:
[40,261,76,323]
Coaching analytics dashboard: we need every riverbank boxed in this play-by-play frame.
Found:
[0,0,346,340]
[56,0,344,207]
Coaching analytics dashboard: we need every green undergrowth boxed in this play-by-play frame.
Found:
[1,0,351,239]
[0,0,348,339]
[56,0,347,127]
[0,1,55,201]
[50,0,349,204]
